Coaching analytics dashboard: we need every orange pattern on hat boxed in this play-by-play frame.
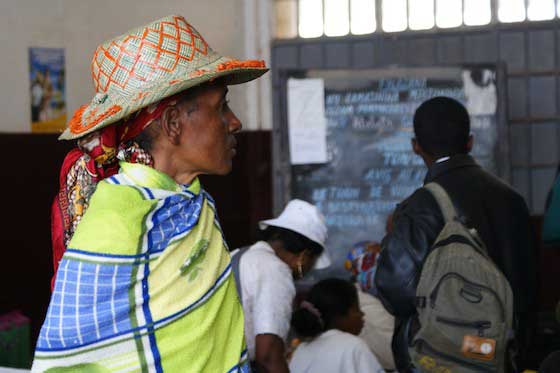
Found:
[69,105,123,134]
[132,91,150,102]
[217,59,266,72]
[188,69,209,79]
[91,15,209,94]
[61,15,268,140]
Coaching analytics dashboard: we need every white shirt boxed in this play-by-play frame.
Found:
[357,286,396,371]
[289,329,384,373]
[435,156,451,164]
[238,241,296,359]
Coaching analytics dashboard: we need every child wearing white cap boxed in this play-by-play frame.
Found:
[231,199,330,372]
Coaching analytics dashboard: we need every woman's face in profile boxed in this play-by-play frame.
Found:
[299,250,319,277]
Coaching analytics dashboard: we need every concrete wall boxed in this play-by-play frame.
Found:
[0,0,65,132]
[0,0,273,132]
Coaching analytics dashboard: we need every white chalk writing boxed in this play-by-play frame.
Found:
[363,168,393,183]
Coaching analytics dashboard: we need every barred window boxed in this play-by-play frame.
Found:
[498,0,526,22]
[528,0,555,21]
[383,0,407,32]
[325,0,350,36]
[409,0,435,30]
[351,0,377,34]
[275,0,559,39]
[465,0,491,26]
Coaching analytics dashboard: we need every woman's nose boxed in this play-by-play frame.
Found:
[228,111,242,133]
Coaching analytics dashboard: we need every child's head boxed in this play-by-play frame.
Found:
[291,278,364,339]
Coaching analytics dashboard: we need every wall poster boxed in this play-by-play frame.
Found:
[29,47,66,133]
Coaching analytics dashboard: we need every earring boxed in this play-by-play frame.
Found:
[297,262,304,279]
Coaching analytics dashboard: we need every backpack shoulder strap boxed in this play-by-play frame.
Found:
[231,245,251,305]
[424,182,458,224]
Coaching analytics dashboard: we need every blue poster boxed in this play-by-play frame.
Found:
[29,47,66,132]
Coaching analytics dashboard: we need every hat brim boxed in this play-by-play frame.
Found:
[259,219,331,270]
[313,251,331,270]
[59,56,268,140]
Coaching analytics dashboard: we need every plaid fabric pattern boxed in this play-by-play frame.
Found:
[37,258,133,350]
[34,163,246,373]
[148,193,204,254]
[227,357,250,373]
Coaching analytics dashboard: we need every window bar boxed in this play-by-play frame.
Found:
[490,0,498,24]
[406,0,410,30]
[462,0,465,25]
[296,0,300,38]
[349,0,353,34]
[322,0,326,36]
[375,0,383,33]
[434,0,439,29]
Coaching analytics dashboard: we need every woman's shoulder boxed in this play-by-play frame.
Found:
[242,242,289,270]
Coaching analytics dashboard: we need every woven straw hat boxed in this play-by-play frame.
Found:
[60,15,268,140]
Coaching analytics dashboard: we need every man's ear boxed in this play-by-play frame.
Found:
[412,138,422,155]
[160,106,183,145]
[466,134,474,153]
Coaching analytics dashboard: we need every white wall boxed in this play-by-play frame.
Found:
[0,0,65,132]
[0,0,272,132]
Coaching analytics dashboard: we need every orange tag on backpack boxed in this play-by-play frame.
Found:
[462,335,496,361]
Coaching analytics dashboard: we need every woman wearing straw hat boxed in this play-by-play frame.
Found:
[33,15,267,372]
[231,199,331,372]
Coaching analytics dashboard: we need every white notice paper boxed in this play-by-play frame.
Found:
[462,69,497,116]
[287,78,328,165]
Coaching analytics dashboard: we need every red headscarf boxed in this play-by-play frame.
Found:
[51,93,182,289]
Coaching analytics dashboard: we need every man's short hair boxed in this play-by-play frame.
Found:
[413,96,471,158]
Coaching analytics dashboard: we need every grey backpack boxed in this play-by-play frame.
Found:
[409,183,514,373]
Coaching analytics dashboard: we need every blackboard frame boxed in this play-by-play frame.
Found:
[272,64,509,215]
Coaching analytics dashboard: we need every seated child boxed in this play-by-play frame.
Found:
[289,278,384,373]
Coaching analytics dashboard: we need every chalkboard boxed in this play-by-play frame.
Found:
[275,66,508,279]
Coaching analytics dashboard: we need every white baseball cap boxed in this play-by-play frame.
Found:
[259,199,331,269]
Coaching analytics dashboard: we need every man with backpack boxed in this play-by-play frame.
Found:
[374,96,536,372]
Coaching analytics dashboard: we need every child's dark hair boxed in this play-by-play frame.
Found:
[291,278,358,338]
[259,226,323,256]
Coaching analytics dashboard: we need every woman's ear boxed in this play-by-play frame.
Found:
[297,251,308,265]
[160,106,183,146]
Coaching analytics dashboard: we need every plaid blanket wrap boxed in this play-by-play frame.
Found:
[33,162,248,373]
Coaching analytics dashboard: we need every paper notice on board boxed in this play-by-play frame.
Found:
[287,78,328,165]
[462,69,497,115]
